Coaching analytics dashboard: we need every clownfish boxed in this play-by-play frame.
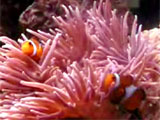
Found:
[21,37,43,61]
[103,73,146,112]
[103,73,133,94]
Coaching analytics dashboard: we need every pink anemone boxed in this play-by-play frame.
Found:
[0,0,160,119]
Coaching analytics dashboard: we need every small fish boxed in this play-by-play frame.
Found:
[120,85,145,120]
[103,73,146,112]
[103,73,133,93]
[21,37,43,61]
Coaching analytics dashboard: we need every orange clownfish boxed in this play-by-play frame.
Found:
[103,73,146,112]
[21,37,43,61]
[103,73,133,93]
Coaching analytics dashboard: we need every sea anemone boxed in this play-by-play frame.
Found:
[0,0,160,119]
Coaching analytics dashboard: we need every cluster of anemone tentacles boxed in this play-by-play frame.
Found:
[0,0,160,120]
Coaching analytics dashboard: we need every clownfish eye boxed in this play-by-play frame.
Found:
[28,41,32,46]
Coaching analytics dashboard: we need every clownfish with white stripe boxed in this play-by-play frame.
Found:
[103,73,146,112]
[21,37,43,61]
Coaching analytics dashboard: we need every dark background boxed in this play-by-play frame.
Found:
[131,0,160,30]
[0,0,34,38]
[0,0,159,39]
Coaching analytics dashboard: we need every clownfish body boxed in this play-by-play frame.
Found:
[103,73,146,112]
[21,37,43,61]
[122,86,146,111]
[103,73,133,92]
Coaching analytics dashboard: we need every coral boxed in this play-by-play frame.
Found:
[19,0,133,33]
[19,0,90,32]
[0,0,160,119]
